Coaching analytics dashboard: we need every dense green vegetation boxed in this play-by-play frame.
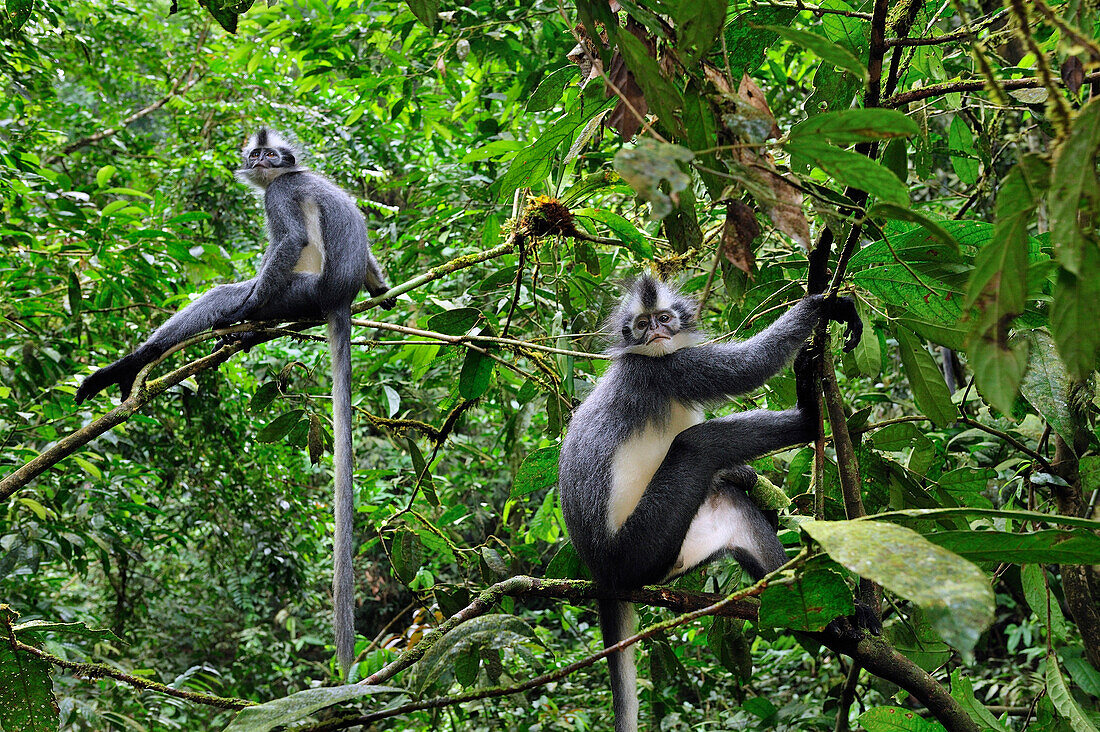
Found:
[3,0,1100,730]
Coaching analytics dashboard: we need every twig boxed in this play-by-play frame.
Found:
[13,640,252,710]
[884,72,1100,107]
[46,22,211,164]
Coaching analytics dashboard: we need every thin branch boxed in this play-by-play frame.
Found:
[13,640,252,710]
[46,22,211,164]
[885,72,1100,107]
[0,242,517,501]
[351,319,607,361]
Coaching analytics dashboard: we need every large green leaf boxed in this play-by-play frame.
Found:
[222,685,400,732]
[789,109,918,145]
[724,7,797,79]
[614,29,684,134]
[895,328,955,427]
[802,520,994,654]
[764,26,868,84]
[949,670,1010,732]
[459,348,493,400]
[0,606,59,732]
[859,706,946,732]
[1046,654,1099,732]
[496,86,616,198]
[1050,96,1100,275]
[526,66,580,113]
[1021,565,1068,640]
[1019,329,1076,448]
[926,529,1100,565]
[410,614,540,693]
[512,445,560,497]
[948,115,979,185]
[965,156,1047,414]
[759,567,853,631]
[573,207,653,258]
[1052,245,1100,380]
[786,139,908,206]
[671,0,727,65]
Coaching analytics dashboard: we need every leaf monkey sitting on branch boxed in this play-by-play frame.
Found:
[75,128,396,678]
[558,275,862,732]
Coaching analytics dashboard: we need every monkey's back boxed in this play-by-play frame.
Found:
[265,171,371,307]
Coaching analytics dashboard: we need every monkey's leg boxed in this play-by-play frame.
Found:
[75,280,257,403]
[604,409,814,589]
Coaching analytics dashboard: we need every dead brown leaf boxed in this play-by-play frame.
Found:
[721,200,760,274]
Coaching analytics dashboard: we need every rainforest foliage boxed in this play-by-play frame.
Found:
[2,0,1100,730]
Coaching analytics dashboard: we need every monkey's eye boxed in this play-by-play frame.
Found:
[658,313,671,324]
[249,150,259,158]
[635,317,648,330]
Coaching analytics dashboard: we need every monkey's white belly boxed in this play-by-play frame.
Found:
[295,198,326,274]
[607,401,703,532]
[669,493,756,579]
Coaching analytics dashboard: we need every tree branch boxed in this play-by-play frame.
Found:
[0,242,517,501]
[885,72,1100,107]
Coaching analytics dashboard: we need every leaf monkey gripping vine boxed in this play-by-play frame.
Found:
[558,276,861,732]
[75,128,396,678]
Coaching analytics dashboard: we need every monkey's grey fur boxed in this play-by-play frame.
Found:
[558,276,859,732]
[75,128,395,678]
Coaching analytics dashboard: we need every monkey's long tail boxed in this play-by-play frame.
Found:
[329,303,355,679]
[598,599,639,732]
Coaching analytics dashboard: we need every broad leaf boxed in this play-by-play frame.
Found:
[802,520,994,654]
[512,445,560,496]
[1046,654,1099,732]
[790,109,918,145]
[895,328,955,428]
[764,26,868,83]
[859,706,946,732]
[759,567,853,631]
[926,529,1100,565]
[1050,96,1100,275]
[0,606,59,732]
[787,139,908,206]
[223,685,400,732]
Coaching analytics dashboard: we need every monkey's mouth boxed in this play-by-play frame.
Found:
[646,334,669,344]
[252,160,272,169]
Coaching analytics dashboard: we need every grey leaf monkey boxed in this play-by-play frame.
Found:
[558,275,860,732]
[76,128,395,677]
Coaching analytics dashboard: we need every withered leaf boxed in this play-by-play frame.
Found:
[721,200,760,274]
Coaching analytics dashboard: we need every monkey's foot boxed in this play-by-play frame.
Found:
[75,351,146,404]
[825,295,862,352]
[825,601,883,641]
[213,331,263,354]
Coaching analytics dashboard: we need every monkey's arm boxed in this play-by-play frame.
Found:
[226,200,309,322]
[666,296,859,403]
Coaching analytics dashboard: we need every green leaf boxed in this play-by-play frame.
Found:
[2,0,33,32]
[852,300,881,377]
[879,507,1100,532]
[758,567,854,631]
[1019,329,1076,448]
[0,606,59,732]
[104,186,153,199]
[95,165,116,188]
[526,66,580,113]
[789,109,918,145]
[896,328,955,428]
[391,530,423,584]
[72,456,101,481]
[1046,654,1100,732]
[410,614,539,693]
[965,156,1047,414]
[948,116,979,185]
[307,413,324,466]
[406,436,437,506]
[802,520,994,655]
[13,619,121,644]
[764,26,868,83]
[866,204,960,253]
[459,349,493,400]
[886,607,951,672]
[724,7,797,79]
[859,706,947,732]
[405,0,438,31]
[950,669,1009,732]
[927,530,1100,565]
[427,308,481,335]
[223,685,400,732]
[1050,96,1100,275]
[496,86,616,198]
[614,29,684,135]
[786,139,908,206]
[1021,564,1069,640]
[870,422,924,451]
[672,0,727,65]
[573,207,653,258]
[512,445,560,497]
[256,410,305,443]
[250,382,278,413]
[1051,245,1100,380]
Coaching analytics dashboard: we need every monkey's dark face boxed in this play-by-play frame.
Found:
[611,276,701,357]
[244,146,295,170]
[237,128,303,190]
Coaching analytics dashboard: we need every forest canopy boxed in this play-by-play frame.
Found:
[2,0,1100,730]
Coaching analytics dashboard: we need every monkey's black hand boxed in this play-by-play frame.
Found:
[378,297,397,310]
[824,295,862,352]
[825,601,883,641]
[213,331,262,354]
[793,344,822,412]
